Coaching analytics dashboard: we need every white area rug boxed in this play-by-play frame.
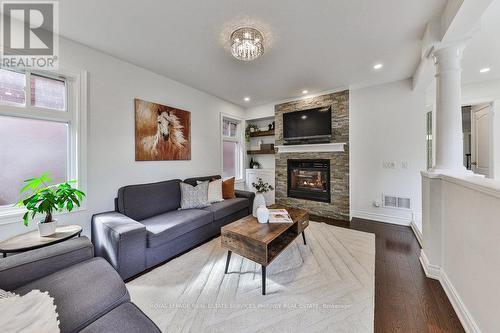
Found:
[127,221,375,333]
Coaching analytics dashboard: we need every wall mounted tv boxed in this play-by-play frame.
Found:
[283,106,332,144]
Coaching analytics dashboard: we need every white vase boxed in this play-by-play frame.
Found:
[38,219,57,237]
[256,205,269,223]
[253,193,266,217]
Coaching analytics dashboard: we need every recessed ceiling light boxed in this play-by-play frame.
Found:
[480,67,491,73]
[373,63,383,70]
[302,90,308,94]
[244,97,250,102]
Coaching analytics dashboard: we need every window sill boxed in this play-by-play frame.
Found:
[0,206,87,226]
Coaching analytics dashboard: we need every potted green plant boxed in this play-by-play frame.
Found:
[245,124,259,141]
[251,178,274,217]
[16,173,85,237]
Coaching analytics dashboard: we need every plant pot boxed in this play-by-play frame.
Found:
[253,193,266,217]
[38,220,57,237]
[256,205,269,223]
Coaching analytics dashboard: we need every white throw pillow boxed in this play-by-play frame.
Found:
[198,179,224,203]
[0,289,60,333]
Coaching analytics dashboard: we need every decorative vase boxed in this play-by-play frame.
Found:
[256,205,269,223]
[253,193,266,217]
[38,219,57,237]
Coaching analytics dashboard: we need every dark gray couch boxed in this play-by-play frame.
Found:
[92,175,255,280]
[0,237,160,333]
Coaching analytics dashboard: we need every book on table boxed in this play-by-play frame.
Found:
[268,209,293,223]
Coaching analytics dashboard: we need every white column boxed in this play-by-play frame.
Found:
[432,43,467,172]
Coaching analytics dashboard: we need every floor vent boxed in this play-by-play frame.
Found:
[383,194,411,210]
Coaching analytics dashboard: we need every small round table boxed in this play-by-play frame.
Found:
[0,224,82,258]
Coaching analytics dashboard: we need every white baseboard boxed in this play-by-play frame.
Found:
[419,250,440,279]
[351,210,411,226]
[410,221,423,247]
[440,271,481,333]
[419,250,481,332]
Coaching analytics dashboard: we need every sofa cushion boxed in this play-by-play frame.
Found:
[141,209,213,248]
[203,198,249,220]
[80,302,160,333]
[117,179,182,221]
[15,257,129,333]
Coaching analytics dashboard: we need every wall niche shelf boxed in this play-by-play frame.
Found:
[249,130,275,138]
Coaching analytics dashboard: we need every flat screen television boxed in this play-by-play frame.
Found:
[283,107,331,143]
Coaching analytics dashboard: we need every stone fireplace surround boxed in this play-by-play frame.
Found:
[274,90,350,221]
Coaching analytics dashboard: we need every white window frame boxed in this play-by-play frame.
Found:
[220,113,245,181]
[0,66,88,225]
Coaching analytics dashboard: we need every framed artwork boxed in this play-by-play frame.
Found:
[135,98,191,160]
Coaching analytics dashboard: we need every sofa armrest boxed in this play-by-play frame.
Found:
[235,190,255,214]
[92,212,147,280]
[0,236,93,291]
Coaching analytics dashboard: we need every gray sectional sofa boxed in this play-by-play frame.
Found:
[0,236,160,333]
[92,175,255,280]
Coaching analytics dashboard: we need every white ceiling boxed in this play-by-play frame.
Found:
[462,0,500,84]
[58,0,447,107]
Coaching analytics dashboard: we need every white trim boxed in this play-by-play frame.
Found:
[410,221,423,247]
[419,250,482,333]
[421,170,500,199]
[275,142,346,154]
[419,250,441,279]
[351,210,411,226]
[440,271,482,333]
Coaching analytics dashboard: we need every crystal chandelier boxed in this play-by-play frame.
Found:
[230,27,264,61]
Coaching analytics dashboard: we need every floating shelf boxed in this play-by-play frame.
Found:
[247,149,275,155]
[249,130,275,138]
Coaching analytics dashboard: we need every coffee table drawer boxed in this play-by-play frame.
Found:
[298,217,309,233]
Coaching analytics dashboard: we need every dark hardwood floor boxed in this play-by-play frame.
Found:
[320,216,464,333]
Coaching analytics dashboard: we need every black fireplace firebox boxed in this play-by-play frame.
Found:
[287,159,330,203]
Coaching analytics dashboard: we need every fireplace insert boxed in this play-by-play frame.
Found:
[287,159,330,202]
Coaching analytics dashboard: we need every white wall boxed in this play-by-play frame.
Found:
[350,79,427,226]
[245,103,274,120]
[0,37,244,241]
[421,173,500,332]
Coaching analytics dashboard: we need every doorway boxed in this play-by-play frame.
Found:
[462,103,493,177]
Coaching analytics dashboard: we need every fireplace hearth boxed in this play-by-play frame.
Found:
[287,159,330,203]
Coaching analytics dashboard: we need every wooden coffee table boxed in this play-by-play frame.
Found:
[221,205,309,295]
[0,224,82,258]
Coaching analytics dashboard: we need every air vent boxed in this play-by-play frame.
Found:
[383,194,411,210]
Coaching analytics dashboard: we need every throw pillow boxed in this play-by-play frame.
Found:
[180,181,210,209]
[0,289,60,332]
[222,177,236,199]
[197,179,224,203]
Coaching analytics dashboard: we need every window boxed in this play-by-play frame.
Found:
[0,68,86,216]
[221,116,243,180]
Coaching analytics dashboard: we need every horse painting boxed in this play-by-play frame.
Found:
[135,99,191,160]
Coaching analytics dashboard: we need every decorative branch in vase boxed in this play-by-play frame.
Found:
[16,172,86,237]
[251,178,274,220]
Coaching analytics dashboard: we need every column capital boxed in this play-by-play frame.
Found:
[430,37,470,63]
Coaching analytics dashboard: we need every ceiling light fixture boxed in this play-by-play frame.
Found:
[244,97,251,102]
[373,63,383,70]
[480,67,491,73]
[302,90,308,94]
[230,27,264,61]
